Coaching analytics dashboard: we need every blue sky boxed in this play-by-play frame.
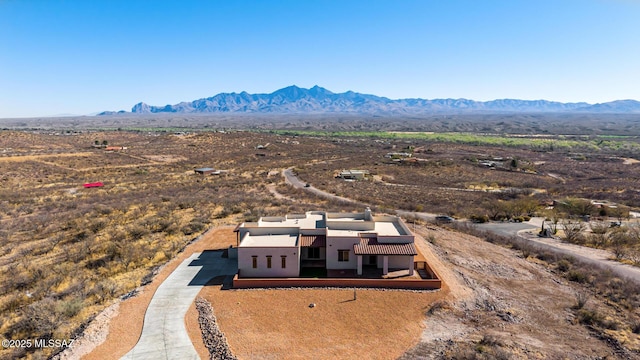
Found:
[1,0,639,118]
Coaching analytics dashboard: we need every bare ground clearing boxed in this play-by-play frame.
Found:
[403,226,627,359]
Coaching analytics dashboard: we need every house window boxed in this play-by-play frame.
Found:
[338,250,350,262]
[266,256,272,269]
[252,256,257,268]
[281,255,287,268]
[307,247,320,259]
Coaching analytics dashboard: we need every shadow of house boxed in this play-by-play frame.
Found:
[188,250,236,288]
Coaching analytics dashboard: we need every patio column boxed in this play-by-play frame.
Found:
[408,257,414,276]
[382,255,388,275]
[357,255,363,275]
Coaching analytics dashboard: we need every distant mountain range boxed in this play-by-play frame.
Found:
[98,85,640,115]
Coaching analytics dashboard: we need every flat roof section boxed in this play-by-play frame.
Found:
[240,234,298,247]
[374,221,406,236]
[326,229,362,237]
[257,213,324,229]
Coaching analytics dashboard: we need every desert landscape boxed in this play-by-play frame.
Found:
[0,120,639,359]
[5,1,640,358]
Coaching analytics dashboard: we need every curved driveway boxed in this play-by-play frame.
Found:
[284,168,640,285]
[122,250,237,360]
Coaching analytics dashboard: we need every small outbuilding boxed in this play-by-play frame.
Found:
[104,146,127,151]
[337,170,370,180]
[194,167,217,175]
[83,182,104,188]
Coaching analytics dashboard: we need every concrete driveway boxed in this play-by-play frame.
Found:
[122,250,237,360]
[476,219,640,285]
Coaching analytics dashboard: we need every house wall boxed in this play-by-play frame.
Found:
[387,255,413,269]
[326,236,360,269]
[326,221,375,231]
[238,226,300,240]
[362,255,378,266]
[299,228,325,236]
[326,212,365,220]
[300,247,326,260]
[232,274,442,290]
[237,247,299,278]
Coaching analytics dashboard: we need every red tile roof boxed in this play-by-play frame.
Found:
[353,237,417,256]
[300,235,326,247]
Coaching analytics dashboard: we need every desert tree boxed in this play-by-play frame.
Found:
[561,218,586,244]
[610,228,632,260]
[556,198,595,218]
[544,208,564,235]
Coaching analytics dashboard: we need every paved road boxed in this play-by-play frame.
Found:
[283,168,360,204]
[122,251,237,360]
[283,168,640,285]
[475,221,538,237]
[475,220,640,285]
[518,230,640,282]
[283,168,440,219]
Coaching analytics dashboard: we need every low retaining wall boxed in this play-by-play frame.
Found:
[233,262,442,290]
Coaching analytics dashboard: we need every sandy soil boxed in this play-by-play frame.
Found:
[403,225,619,359]
[192,227,452,360]
[198,287,446,360]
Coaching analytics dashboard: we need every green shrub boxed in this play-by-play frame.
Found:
[573,292,588,310]
[556,259,571,272]
[56,298,83,318]
[182,220,206,235]
[577,309,602,326]
[567,270,589,283]
[470,214,489,223]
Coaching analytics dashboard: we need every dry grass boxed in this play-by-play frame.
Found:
[83,226,236,360]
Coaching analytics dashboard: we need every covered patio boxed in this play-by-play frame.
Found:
[353,237,417,276]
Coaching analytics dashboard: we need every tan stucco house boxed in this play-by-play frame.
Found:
[234,208,417,278]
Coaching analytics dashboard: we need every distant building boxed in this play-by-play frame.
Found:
[83,182,104,188]
[104,146,127,151]
[234,208,417,278]
[194,167,219,175]
[337,169,370,180]
[384,152,412,159]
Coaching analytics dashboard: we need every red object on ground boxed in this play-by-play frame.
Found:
[83,182,104,188]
